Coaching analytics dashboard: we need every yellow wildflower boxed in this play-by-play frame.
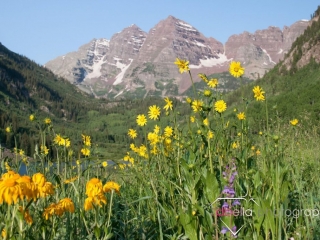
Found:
[290,119,299,126]
[153,125,160,134]
[253,86,265,101]
[207,130,214,139]
[44,118,51,124]
[203,89,211,97]
[64,176,78,184]
[232,142,239,149]
[198,73,208,82]
[81,148,90,157]
[19,206,33,225]
[207,78,218,88]
[214,100,227,113]
[191,100,203,112]
[237,112,246,120]
[163,97,173,111]
[127,129,137,139]
[203,118,209,126]
[229,61,245,78]
[164,126,173,138]
[148,105,161,120]
[174,58,189,74]
[136,114,147,126]
[29,114,35,121]
[41,145,49,155]
[0,175,21,204]
[103,181,120,194]
[82,134,91,146]
[59,198,75,213]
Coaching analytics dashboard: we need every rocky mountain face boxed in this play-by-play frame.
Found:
[225,20,309,79]
[45,16,309,99]
[281,16,320,72]
[45,25,146,95]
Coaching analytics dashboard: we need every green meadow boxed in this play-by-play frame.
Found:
[1,8,320,239]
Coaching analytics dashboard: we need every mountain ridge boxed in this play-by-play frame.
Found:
[45,15,309,98]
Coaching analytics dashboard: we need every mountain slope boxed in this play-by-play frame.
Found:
[45,25,147,96]
[226,8,320,127]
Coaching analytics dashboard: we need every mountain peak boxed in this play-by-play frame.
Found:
[45,15,309,99]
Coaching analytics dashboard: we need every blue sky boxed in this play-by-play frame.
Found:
[1,1,319,65]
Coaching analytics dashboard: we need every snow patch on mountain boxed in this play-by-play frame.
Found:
[113,58,133,85]
[85,57,106,79]
[189,53,230,69]
[262,48,276,64]
[277,48,283,54]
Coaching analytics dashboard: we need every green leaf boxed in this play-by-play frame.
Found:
[204,171,220,203]
[179,212,197,240]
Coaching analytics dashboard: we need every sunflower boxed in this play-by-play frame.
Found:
[148,105,161,120]
[136,114,147,126]
[19,206,33,225]
[102,161,108,167]
[164,126,173,138]
[0,176,21,204]
[237,112,246,120]
[290,119,299,126]
[203,89,212,97]
[43,203,64,220]
[54,134,63,145]
[40,145,49,155]
[229,61,245,78]
[84,197,94,211]
[174,58,189,74]
[198,73,208,82]
[38,182,54,198]
[59,198,75,213]
[86,178,103,197]
[163,97,173,111]
[207,78,218,88]
[253,86,265,101]
[103,181,121,194]
[232,142,239,149]
[17,176,37,201]
[82,134,91,146]
[64,176,78,184]
[84,178,107,211]
[29,114,35,121]
[127,129,137,139]
[214,100,227,113]
[81,148,90,157]
[191,100,203,112]
[147,132,159,145]
[207,130,214,139]
[203,118,209,126]
[153,125,160,134]
[44,118,51,125]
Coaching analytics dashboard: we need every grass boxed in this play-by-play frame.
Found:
[0,63,319,240]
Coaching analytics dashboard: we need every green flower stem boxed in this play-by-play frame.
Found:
[208,134,213,174]
[188,70,197,99]
[106,189,114,229]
